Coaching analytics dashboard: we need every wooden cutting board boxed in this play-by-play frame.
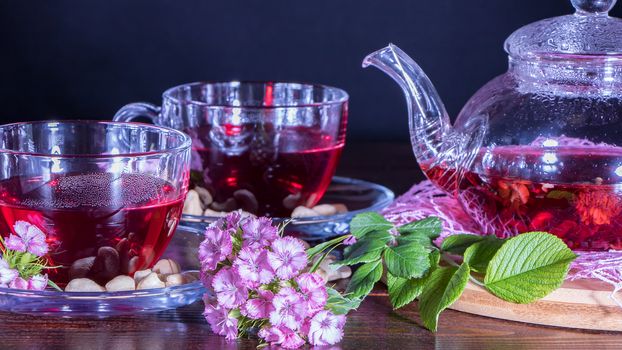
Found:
[448,279,622,331]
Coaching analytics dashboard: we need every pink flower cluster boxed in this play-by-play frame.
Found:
[6,221,49,257]
[199,212,346,348]
[0,221,49,291]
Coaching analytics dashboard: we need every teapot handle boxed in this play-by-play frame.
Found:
[113,102,161,124]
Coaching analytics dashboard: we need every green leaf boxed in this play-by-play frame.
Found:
[384,242,430,279]
[418,263,470,332]
[441,234,485,254]
[346,260,384,298]
[398,216,442,239]
[325,287,363,315]
[387,249,442,309]
[340,234,389,265]
[484,232,577,304]
[349,212,394,238]
[387,273,426,309]
[463,236,505,273]
[397,234,433,248]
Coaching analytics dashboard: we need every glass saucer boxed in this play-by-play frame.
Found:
[0,225,206,318]
[182,176,395,242]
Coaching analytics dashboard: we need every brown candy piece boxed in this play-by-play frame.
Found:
[233,189,259,214]
[116,238,132,275]
[193,186,213,207]
[69,256,96,280]
[210,198,238,212]
[127,256,140,275]
[90,246,120,284]
[283,193,302,210]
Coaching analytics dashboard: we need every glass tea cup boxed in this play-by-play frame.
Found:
[0,121,191,285]
[114,81,349,217]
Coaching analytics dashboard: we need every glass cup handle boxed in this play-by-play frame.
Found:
[113,102,161,123]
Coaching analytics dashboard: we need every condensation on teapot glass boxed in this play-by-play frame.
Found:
[503,0,622,97]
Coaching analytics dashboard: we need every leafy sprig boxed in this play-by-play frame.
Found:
[309,212,577,332]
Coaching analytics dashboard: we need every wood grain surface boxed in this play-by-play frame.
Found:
[3,289,622,349]
[449,279,622,332]
[3,142,622,349]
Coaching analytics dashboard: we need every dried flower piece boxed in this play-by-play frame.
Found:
[575,190,622,225]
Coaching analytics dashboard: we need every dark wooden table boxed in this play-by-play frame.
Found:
[3,142,622,349]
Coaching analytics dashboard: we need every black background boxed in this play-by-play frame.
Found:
[1,0,619,142]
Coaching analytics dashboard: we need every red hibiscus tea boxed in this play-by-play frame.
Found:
[424,146,622,250]
[114,82,348,217]
[0,173,184,285]
[187,125,343,217]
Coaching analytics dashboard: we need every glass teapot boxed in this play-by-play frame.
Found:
[365,0,622,250]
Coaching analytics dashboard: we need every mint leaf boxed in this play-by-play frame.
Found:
[463,236,505,273]
[397,234,433,248]
[398,216,442,239]
[387,250,441,309]
[340,233,389,265]
[325,287,362,315]
[387,273,426,309]
[346,260,383,298]
[350,212,393,238]
[441,234,485,254]
[484,232,577,304]
[384,242,430,279]
[418,263,470,332]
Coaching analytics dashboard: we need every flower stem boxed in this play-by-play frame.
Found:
[441,252,485,287]
[440,252,460,267]
[469,275,485,288]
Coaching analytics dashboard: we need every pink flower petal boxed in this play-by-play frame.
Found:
[0,258,18,285]
[26,239,49,257]
[267,237,308,280]
[203,301,238,341]
[27,274,48,291]
[280,328,305,349]
[344,235,357,246]
[199,226,233,271]
[296,272,325,293]
[241,216,278,248]
[10,221,49,256]
[5,234,26,252]
[269,287,307,330]
[212,267,248,308]
[13,221,30,236]
[296,273,328,312]
[241,289,275,319]
[233,247,274,287]
[258,326,285,344]
[308,310,346,346]
[258,326,305,349]
[9,276,28,290]
[223,211,242,230]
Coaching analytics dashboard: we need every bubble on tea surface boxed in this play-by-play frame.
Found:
[19,173,173,209]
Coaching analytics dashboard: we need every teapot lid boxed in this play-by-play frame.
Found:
[505,0,622,60]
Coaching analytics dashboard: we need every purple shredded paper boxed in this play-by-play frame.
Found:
[381,180,622,304]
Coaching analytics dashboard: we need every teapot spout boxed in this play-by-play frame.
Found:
[363,44,487,194]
